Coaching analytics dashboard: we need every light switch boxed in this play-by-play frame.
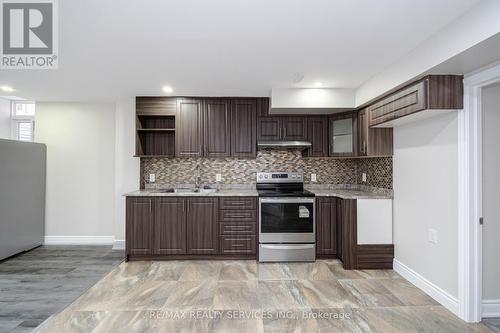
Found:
[428,229,438,244]
[362,173,367,182]
[311,173,317,182]
[216,174,222,182]
[149,173,155,183]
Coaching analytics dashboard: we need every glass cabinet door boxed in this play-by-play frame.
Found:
[330,114,355,156]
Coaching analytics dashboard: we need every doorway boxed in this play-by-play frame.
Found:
[480,83,500,331]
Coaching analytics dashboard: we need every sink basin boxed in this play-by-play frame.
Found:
[174,187,218,194]
[152,188,174,193]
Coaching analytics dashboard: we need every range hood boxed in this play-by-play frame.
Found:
[258,141,312,150]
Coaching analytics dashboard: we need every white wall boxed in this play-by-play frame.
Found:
[113,98,140,247]
[36,103,116,240]
[482,84,500,301]
[393,112,459,298]
[356,0,500,105]
[0,98,11,139]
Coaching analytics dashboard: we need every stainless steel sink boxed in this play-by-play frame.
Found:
[174,187,218,194]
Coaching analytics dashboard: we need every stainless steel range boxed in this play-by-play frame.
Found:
[257,172,315,262]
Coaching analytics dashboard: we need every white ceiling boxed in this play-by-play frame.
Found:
[0,0,481,102]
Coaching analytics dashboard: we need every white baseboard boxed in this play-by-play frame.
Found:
[44,236,115,246]
[112,240,125,250]
[482,299,500,318]
[393,259,460,316]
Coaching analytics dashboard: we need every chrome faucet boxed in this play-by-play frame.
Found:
[194,164,201,188]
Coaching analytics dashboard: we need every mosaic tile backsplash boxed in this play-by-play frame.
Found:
[141,150,393,189]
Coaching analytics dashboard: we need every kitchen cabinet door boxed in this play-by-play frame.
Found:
[316,197,338,256]
[126,198,153,255]
[282,117,307,141]
[358,109,393,156]
[153,198,187,255]
[186,198,218,254]
[306,117,329,157]
[204,99,231,157]
[329,112,357,157]
[231,99,257,157]
[176,98,203,157]
[257,117,282,141]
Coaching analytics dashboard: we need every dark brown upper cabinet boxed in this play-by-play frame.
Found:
[257,117,282,141]
[230,99,257,158]
[329,112,357,157]
[204,99,231,158]
[136,97,177,116]
[367,75,463,127]
[153,198,187,255]
[358,109,393,156]
[257,116,307,141]
[186,198,218,255]
[282,117,307,141]
[175,98,204,157]
[126,198,153,255]
[306,117,329,157]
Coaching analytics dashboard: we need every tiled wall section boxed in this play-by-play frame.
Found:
[356,157,393,189]
[141,150,393,189]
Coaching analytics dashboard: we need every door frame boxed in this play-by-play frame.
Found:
[459,62,500,322]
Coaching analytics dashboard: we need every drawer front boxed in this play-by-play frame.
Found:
[220,236,257,254]
[219,222,257,236]
[368,80,426,126]
[219,210,257,222]
[219,197,257,210]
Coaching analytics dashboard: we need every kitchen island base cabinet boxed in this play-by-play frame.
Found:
[126,196,257,260]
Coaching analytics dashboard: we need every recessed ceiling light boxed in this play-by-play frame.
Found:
[0,86,15,92]
[162,86,173,94]
[313,82,323,88]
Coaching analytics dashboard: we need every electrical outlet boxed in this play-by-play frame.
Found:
[311,173,317,182]
[428,229,438,244]
[149,173,155,183]
[362,173,367,182]
[216,174,222,182]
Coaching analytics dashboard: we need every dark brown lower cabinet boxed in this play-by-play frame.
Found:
[153,198,186,255]
[186,198,218,255]
[126,198,153,255]
[315,197,394,270]
[316,197,339,257]
[126,196,257,260]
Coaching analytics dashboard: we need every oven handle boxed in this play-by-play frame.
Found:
[260,244,315,250]
[259,198,315,204]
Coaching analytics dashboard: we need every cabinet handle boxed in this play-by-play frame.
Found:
[363,141,367,154]
[149,200,152,213]
[226,214,249,218]
[283,128,286,138]
[278,127,281,139]
[179,152,200,155]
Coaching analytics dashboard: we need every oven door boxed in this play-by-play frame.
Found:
[259,197,315,243]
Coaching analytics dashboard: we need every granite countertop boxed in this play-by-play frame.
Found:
[306,184,393,199]
[125,184,391,199]
[124,186,258,197]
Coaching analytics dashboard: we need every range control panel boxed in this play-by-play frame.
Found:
[256,172,304,183]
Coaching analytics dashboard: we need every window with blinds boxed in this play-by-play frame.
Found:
[17,122,33,141]
[11,102,36,142]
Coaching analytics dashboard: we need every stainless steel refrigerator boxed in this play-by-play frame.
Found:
[0,139,46,260]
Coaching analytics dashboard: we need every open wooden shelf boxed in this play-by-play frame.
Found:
[137,128,175,132]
